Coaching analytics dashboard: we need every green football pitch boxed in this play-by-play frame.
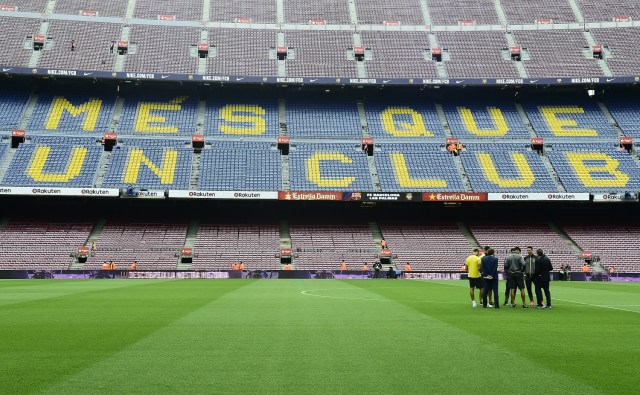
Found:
[1,279,638,394]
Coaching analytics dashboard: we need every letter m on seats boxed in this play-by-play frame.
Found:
[45,97,103,131]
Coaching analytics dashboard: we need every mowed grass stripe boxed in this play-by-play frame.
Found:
[0,279,164,307]
[355,280,639,394]
[0,280,252,394]
[47,280,600,394]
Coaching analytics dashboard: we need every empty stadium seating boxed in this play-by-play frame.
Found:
[604,98,640,138]
[374,143,466,192]
[27,92,116,134]
[378,222,473,271]
[102,139,192,189]
[2,138,102,187]
[207,29,277,77]
[461,143,559,192]
[205,98,279,138]
[289,142,373,191]
[85,221,188,270]
[0,89,30,130]
[286,98,362,139]
[289,223,377,269]
[192,223,280,270]
[467,221,583,269]
[0,220,93,270]
[53,0,128,18]
[546,143,640,192]
[117,94,198,136]
[427,0,500,25]
[284,31,358,78]
[198,141,281,191]
[523,99,618,138]
[442,100,529,139]
[560,221,640,272]
[364,99,445,140]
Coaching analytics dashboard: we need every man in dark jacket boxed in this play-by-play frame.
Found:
[534,249,553,308]
[523,246,537,305]
[481,248,500,308]
[505,247,527,308]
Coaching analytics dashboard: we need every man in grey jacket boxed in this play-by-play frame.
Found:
[504,247,527,308]
[523,246,537,306]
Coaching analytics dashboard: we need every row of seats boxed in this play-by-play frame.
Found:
[5,91,640,138]
[1,140,639,192]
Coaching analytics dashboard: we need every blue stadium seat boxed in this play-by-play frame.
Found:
[461,143,558,192]
[289,142,373,191]
[364,101,445,140]
[443,101,530,139]
[0,89,30,130]
[524,100,617,139]
[547,143,640,192]
[1,140,102,187]
[205,98,278,138]
[198,141,281,190]
[286,99,362,139]
[118,94,198,137]
[102,139,192,189]
[374,143,465,191]
[27,92,116,134]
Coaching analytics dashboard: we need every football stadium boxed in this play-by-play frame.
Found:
[0,0,639,393]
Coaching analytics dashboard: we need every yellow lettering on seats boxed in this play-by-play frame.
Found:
[27,146,87,182]
[381,107,434,137]
[540,106,598,136]
[45,97,102,131]
[478,152,535,187]
[306,152,356,187]
[134,97,188,133]
[123,149,177,184]
[566,152,629,187]
[458,107,509,137]
[390,153,447,187]
[219,105,267,135]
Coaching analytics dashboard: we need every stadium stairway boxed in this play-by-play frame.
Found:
[279,220,293,268]
[548,221,584,256]
[369,221,397,267]
[583,31,613,77]
[598,101,626,137]
[0,148,16,183]
[539,153,567,193]
[177,220,199,270]
[514,103,538,138]
[457,222,479,249]
[189,151,202,190]
[70,219,106,270]
[18,93,39,130]
[93,150,112,188]
[435,103,453,138]
[504,33,528,78]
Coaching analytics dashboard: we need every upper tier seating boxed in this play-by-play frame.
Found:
[460,143,559,192]
[289,142,374,191]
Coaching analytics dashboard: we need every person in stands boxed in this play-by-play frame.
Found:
[404,263,412,273]
[581,264,590,273]
[130,261,137,270]
[239,261,245,270]
[340,260,347,272]
[380,239,388,249]
[362,263,369,272]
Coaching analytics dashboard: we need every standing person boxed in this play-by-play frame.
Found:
[362,263,370,272]
[503,256,512,306]
[404,263,412,273]
[481,248,500,308]
[70,39,75,51]
[534,249,553,309]
[523,246,537,306]
[505,247,527,308]
[340,260,347,272]
[465,248,483,308]
[373,261,382,278]
[480,246,493,306]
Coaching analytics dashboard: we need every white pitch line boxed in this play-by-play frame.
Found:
[554,298,640,314]
[300,289,461,304]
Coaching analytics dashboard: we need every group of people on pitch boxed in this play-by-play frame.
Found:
[465,246,553,309]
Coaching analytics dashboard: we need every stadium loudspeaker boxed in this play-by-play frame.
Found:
[531,137,544,154]
[277,136,290,155]
[192,134,205,152]
[11,129,25,148]
[103,132,117,151]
